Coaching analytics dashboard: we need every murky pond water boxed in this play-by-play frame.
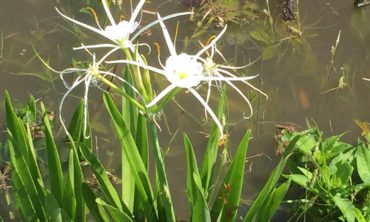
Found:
[1,0,370,220]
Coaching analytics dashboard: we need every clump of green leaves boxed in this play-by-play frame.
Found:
[4,86,293,221]
[4,91,86,221]
[279,123,370,222]
[190,0,259,27]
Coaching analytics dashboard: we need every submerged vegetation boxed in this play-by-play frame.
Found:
[1,0,370,221]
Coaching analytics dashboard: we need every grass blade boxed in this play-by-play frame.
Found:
[211,129,251,221]
[81,182,105,222]
[149,124,176,222]
[201,88,226,197]
[80,143,124,213]
[63,149,77,220]
[11,170,37,221]
[259,180,291,221]
[67,103,88,221]
[243,135,299,222]
[41,102,64,206]
[5,92,47,220]
[5,91,44,188]
[45,192,72,222]
[192,172,211,222]
[96,199,134,222]
[183,134,202,208]
[121,68,137,211]
[133,114,149,220]
[103,92,157,221]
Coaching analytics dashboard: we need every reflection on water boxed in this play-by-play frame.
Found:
[1,0,370,220]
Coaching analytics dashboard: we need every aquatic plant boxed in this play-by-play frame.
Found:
[56,0,191,54]
[1,0,281,221]
[107,18,264,136]
[278,122,370,221]
[4,88,295,221]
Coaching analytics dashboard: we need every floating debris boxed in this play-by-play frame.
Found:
[283,0,294,21]
[355,1,370,7]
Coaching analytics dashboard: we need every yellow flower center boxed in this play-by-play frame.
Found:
[178,71,189,80]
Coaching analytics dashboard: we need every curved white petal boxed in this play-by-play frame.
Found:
[217,69,268,99]
[130,0,146,24]
[55,8,107,37]
[73,44,119,50]
[61,71,86,89]
[194,25,227,59]
[190,89,223,137]
[134,42,152,54]
[59,76,86,136]
[83,75,93,138]
[106,59,166,76]
[202,74,259,82]
[204,77,213,120]
[146,84,177,108]
[97,47,120,64]
[218,64,250,70]
[224,79,253,119]
[132,12,193,41]
[102,0,116,26]
[157,13,177,56]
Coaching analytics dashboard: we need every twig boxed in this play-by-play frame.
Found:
[355,1,370,7]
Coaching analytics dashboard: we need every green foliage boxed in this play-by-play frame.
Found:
[211,130,251,221]
[279,124,370,221]
[3,88,294,221]
[243,135,299,222]
[4,91,84,221]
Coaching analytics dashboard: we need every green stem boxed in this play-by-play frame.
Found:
[148,87,183,113]
[148,122,176,222]
[123,48,148,100]
[93,72,145,111]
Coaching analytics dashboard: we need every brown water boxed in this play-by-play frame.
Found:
[1,0,370,221]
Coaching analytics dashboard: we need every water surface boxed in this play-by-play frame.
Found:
[1,0,370,220]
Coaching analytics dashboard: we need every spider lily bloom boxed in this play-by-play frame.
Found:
[107,16,264,136]
[56,0,192,52]
[56,50,142,138]
[196,27,268,119]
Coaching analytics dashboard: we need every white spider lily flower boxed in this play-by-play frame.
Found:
[53,48,140,138]
[196,27,268,120]
[56,0,192,52]
[106,15,264,136]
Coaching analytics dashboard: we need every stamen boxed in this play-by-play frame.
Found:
[86,6,101,28]
[206,35,216,45]
[154,42,164,68]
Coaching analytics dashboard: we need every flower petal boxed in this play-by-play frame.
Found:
[130,0,146,24]
[73,44,119,50]
[146,84,177,108]
[102,0,116,26]
[217,69,268,99]
[194,25,227,59]
[132,12,193,41]
[83,75,93,138]
[59,76,86,136]
[190,89,224,137]
[223,79,253,118]
[106,59,166,76]
[157,13,177,57]
[55,8,107,37]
